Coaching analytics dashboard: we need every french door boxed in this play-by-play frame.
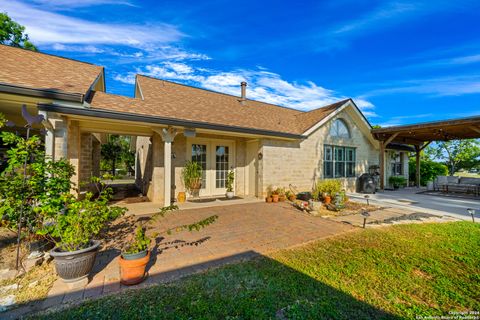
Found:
[187,139,234,196]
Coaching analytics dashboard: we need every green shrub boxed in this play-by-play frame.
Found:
[389,176,407,188]
[38,179,126,252]
[408,158,449,186]
[226,170,234,192]
[312,180,342,200]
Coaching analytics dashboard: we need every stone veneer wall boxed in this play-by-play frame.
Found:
[260,108,379,195]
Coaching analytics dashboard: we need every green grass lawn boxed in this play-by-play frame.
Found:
[33,222,480,320]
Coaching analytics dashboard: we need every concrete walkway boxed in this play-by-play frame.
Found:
[5,202,352,319]
[348,188,480,221]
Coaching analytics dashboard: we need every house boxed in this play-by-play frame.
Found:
[0,45,410,205]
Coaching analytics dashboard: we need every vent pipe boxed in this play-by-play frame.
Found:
[240,81,247,104]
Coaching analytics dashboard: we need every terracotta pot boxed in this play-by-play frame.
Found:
[177,192,186,203]
[288,195,296,201]
[266,196,272,203]
[279,195,286,202]
[272,194,279,203]
[323,195,331,204]
[119,251,150,285]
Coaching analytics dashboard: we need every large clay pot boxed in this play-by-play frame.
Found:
[272,194,279,203]
[119,250,150,285]
[50,240,100,283]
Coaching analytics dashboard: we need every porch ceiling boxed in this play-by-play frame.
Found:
[372,115,480,145]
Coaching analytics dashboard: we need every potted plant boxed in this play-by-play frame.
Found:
[271,189,279,203]
[225,170,235,199]
[42,180,126,282]
[285,190,296,201]
[266,196,273,203]
[119,225,151,285]
[119,205,217,285]
[181,161,203,197]
[389,176,407,190]
[278,187,286,202]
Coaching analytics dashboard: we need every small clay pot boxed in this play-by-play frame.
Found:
[288,195,296,201]
[119,251,150,285]
[177,192,186,203]
[272,194,279,203]
[266,196,273,203]
[323,195,331,205]
[279,195,286,202]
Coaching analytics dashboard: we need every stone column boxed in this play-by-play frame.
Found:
[160,127,177,207]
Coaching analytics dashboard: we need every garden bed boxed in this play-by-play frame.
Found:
[296,200,381,217]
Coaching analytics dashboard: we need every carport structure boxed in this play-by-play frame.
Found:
[371,116,480,190]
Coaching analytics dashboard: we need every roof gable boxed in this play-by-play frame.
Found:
[0,45,103,100]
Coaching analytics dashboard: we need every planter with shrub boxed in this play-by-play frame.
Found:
[225,170,235,199]
[43,180,125,282]
[119,225,151,285]
[389,176,407,190]
[182,161,203,198]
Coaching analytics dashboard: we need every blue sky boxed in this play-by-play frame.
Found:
[4,0,480,126]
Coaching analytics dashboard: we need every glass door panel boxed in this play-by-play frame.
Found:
[215,146,229,188]
[191,144,207,190]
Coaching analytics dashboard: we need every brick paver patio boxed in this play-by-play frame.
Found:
[5,202,353,319]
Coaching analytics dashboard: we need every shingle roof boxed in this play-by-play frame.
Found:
[0,45,349,136]
[88,76,348,135]
[0,44,103,97]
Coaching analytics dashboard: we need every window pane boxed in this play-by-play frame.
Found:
[329,119,350,138]
[347,162,355,177]
[334,147,345,161]
[335,162,345,178]
[324,145,332,161]
[324,161,333,178]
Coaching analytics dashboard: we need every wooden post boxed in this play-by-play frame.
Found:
[415,145,421,188]
[380,141,385,190]
[379,133,399,191]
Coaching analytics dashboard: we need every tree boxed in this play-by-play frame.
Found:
[425,140,480,175]
[101,135,135,176]
[408,158,448,186]
[0,13,38,51]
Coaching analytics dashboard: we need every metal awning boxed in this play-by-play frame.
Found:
[372,116,480,145]
[371,115,480,190]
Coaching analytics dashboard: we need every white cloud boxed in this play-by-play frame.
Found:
[362,75,480,98]
[318,1,472,50]
[52,43,105,53]
[115,63,376,114]
[3,1,183,47]
[29,0,136,9]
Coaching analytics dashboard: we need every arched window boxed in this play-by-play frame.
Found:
[329,119,350,138]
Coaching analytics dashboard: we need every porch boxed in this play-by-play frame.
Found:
[40,111,268,206]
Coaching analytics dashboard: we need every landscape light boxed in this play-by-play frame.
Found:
[364,195,370,206]
[361,209,370,229]
[467,208,476,223]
